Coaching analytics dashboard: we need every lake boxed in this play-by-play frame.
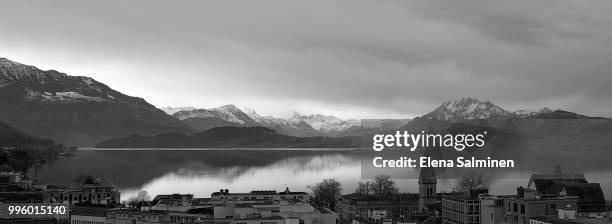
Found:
[30,148,612,201]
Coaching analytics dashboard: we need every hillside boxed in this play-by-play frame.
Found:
[0,120,60,148]
[0,58,192,146]
[95,126,363,148]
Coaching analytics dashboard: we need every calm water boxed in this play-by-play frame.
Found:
[31,148,612,201]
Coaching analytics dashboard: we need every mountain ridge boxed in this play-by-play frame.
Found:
[417,97,600,121]
[0,58,192,146]
[95,126,363,148]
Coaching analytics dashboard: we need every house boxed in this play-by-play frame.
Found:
[441,188,488,224]
[528,165,606,218]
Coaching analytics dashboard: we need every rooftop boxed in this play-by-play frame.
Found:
[341,193,419,201]
[531,216,612,224]
[212,190,308,196]
[442,188,489,200]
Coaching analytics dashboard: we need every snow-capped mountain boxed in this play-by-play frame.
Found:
[418,98,591,121]
[514,108,553,118]
[173,105,258,125]
[241,109,321,137]
[289,113,360,134]
[0,58,190,146]
[170,105,361,136]
[0,58,129,104]
[160,107,196,115]
[420,97,512,121]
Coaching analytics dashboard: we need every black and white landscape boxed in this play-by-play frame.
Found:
[1,1,612,223]
[2,56,611,160]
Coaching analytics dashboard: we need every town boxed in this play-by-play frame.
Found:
[0,164,610,224]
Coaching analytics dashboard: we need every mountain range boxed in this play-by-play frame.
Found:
[416,97,593,121]
[161,105,409,137]
[0,58,191,146]
[0,57,610,149]
[96,126,362,148]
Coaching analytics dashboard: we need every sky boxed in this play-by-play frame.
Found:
[1,0,612,119]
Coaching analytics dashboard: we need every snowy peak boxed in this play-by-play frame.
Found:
[0,58,135,104]
[211,104,257,125]
[167,105,360,135]
[514,107,553,118]
[422,97,511,121]
[215,104,243,115]
[0,57,190,145]
[173,109,216,120]
[240,107,277,125]
[171,104,258,125]
[160,107,196,115]
[291,113,359,132]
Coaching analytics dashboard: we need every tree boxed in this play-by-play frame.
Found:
[0,152,8,165]
[310,179,342,211]
[370,174,398,195]
[454,170,489,192]
[127,191,151,208]
[355,181,371,195]
[75,174,96,185]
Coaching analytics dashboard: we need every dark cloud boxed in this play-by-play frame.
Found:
[1,0,611,118]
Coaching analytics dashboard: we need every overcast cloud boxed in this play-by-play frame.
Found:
[1,0,612,119]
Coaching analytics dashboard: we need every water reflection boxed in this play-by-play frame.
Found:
[33,149,611,201]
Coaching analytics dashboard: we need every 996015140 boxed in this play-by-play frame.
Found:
[0,203,69,219]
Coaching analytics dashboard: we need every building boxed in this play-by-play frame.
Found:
[0,168,120,206]
[47,182,121,205]
[480,195,511,224]
[504,187,578,224]
[337,193,420,224]
[0,166,32,191]
[529,216,611,224]
[151,194,195,212]
[214,197,336,224]
[529,204,611,224]
[106,208,213,224]
[212,188,309,202]
[107,188,334,224]
[441,188,488,224]
[70,206,108,224]
[528,165,606,218]
[418,165,438,212]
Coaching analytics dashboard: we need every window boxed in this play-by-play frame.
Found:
[513,203,518,212]
[520,204,525,214]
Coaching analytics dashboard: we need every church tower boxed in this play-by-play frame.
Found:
[418,152,437,212]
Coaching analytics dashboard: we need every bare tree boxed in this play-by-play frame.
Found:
[355,181,371,195]
[310,179,342,211]
[454,170,490,192]
[127,191,152,208]
[370,174,398,195]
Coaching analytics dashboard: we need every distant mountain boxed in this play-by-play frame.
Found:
[420,97,511,121]
[172,105,260,130]
[514,108,553,118]
[393,97,611,165]
[338,119,410,137]
[529,109,601,119]
[418,97,600,121]
[291,113,360,135]
[95,126,363,148]
[0,58,192,146]
[160,107,196,115]
[242,109,321,137]
[170,105,362,137]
